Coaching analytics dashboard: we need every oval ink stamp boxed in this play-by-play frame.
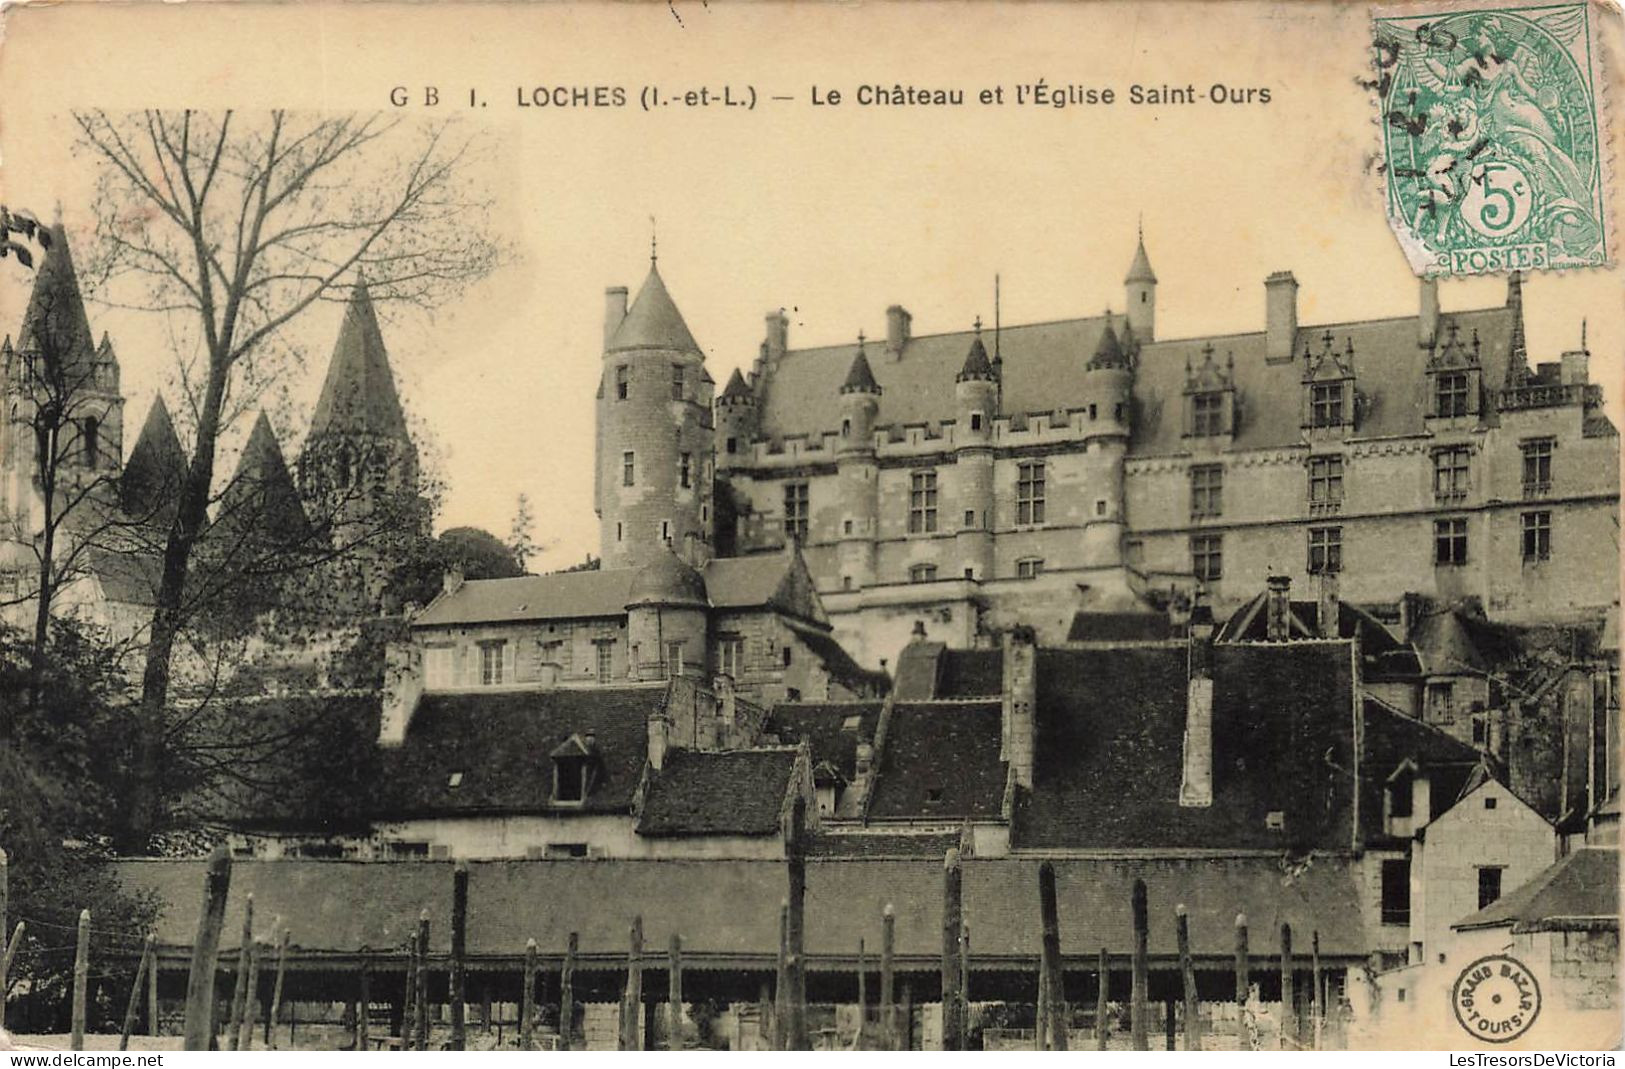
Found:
[1451,953,1542,1042]
[1372,3,1610,277]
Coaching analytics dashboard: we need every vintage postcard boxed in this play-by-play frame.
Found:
[0,0,1618,1056]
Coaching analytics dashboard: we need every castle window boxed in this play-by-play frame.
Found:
[1436,372,1470,418]
[1016,461,1045,526]
[1434,518,1468,566]
[1309,383,1344,428]
[1017,558,1044,580]
[1190,465,1223,519]
[727,436,738,454]
[1191,392,1224,436]
[1521,438,1554,497]
[1190,534,1223,582]
[963,510,976,529]
[1114,402,1124,421]
[594,641,616,683]
[843,519,853,536]
[478,640,508,686]
[841,418,851,439]
[616,365,629,401]
[970,411,983,431]
[679,452,692,488]
[1477,866,1504,910]
[1432,447,1470,504]
[616,522,623,543]
[842,575,853,590]
[1089,404,1097,421]
[660,520,671,544]
[908,470,939,534]
[671,364,685,401]
[909,563,938,583]
[1308,455,1343,509]
[81,417,98,467]
[666,641,684,679]
[1308,526,1342,574]
[783,481,809,542]
[716,635,743,679]
[622,451,635,487]
[1427,681,1454,720]
[1521,510,1551,561]
[1380,859,1410,925]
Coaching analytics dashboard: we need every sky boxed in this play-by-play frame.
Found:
[0,1,1620,569]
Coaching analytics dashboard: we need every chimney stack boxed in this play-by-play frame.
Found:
[379,639,424,747]
[886,305,912,356]
[911,619,928,642]
[1265,272,1299,363]
[1560,348,1590,387]
[442,565,465,599]
[1316,572,1340,639]
[605,286,629,349]
[1418,278,1439,348]
[1265,575,1292,641]
[765,309,789,361]
[1002,626,1038,789]
[1180,595,1216,807]
[648,715,669,771]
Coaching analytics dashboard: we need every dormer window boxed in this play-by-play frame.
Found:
[1309,383,1344,427]
[1436,372,1470,418]
[1191,393,1223,436]
[1425,322,1482,422]
[1301,332,1356,435]
[550,734,601,804]
[1183,343,1236,440]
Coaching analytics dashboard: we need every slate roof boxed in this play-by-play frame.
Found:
[117,854,1368,963]
[938,648,1003,698]
[784,619,889,695]
[891,641,946,700]
[1217,593,1422,681]
[840,347,881,394]
[957,334,995,381]
[308,279,411,442]
[374,687,664,817]
[805,831,959,858]
[1067,611,1174,643]
[608,264,700,354]
[215,412,310,544]
[755,290,1522,454]
[637,747,798,837]
[1125,237,1157,284]
[119,397,188,524]
[1360,699,1484,840]
[720,367,753,400]
[626,549,708,609]
[1015,643,1357,850]
[764,702,881,782]
[868,701,1006,821]
[1455,847,1619,933]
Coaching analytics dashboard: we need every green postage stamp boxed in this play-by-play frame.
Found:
[1372,2,1610,276]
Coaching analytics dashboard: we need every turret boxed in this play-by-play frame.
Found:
[715,368,757,470]
[596,255,715,570]
[835,335,881,591]
[954,322,997,580]
[1124,228,1157,342]
[625,548,710,681]
[1080,318,1133,570]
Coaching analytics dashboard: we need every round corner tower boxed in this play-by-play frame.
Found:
[954,322,998,581]
[596,259,715,570]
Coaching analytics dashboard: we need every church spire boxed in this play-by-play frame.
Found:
[308,276,411,442]
[18,222,97,377]
[120,395,188,524]
[220,411,310,544]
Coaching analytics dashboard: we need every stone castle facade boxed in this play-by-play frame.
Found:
[594,235,1619,667]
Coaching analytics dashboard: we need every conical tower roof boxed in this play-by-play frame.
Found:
[1088,320,1129,369]
[841,346,881,395]
[1125,234,1157,285]
[220,411,310,544]
[720,367,754,401]
[17,223,97,377]
[607,263,701,354]
[120,396,188,523]
[308,277,411,442]
[957,331,995,382]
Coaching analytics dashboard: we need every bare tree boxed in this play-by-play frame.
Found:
[73,110,501,850]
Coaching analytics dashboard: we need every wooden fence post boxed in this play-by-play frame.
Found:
[900,980,912,1051]
[0,920,23,1034]
[450,863,468,1051]
[786,796,808,1051]
[879,904,895,1051]
[1176,905,1202,1051]
[668,933,683,1050]
[71,909,90,1051]
[1037,860,1067,1052]
[1311,930,1322,1050]
[855,936,867,1047]
[267,927,289,1050]
[415,909,431,1050]
[225,894,254,1050]
[357,946,372,1052]
[402,931,418,1049]
[1279,922,1295,1050]
[183,848,231,1051]
[147,929,160,1038]
[940,847,963,1051]
[960,922,971,1033]
[619,915,643,1051]
[1130,880,1149,1051]
[1095,947,1109,1051]
[773,900,789,1051]
[239,939,261,1052]
[1234,913,1251,1051]
[559,932,577,1052]
[519,938,536,1051]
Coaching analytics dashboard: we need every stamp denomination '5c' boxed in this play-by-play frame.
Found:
[1373,3,1609,276]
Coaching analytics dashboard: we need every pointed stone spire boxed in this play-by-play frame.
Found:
[120,395,188,523]
[309,276,411,442]
[606,263,701,354]
[840,334,881,395]
[1088,318,1128,369]
[1505,271,1529,388]
[17,223,97,376]
[220,411,310,544]
[721,368,751,399]
[1125,225,1157,285]
[957,320,996,382]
